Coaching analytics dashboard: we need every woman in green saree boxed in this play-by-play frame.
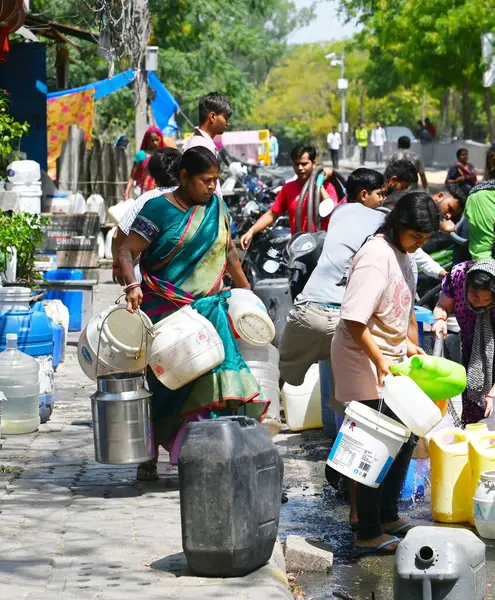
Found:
[118,147,268,480]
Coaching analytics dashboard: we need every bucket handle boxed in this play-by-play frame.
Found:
[95,295,154,379]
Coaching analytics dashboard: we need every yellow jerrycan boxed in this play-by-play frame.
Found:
[468,430,495,526]
[430,428,471,523]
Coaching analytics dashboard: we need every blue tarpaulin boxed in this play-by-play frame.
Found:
[47,69,135,100]
[46,70,179,132]
[148,72,180,132]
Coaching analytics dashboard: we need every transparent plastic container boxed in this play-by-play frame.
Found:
[0,334,40,434]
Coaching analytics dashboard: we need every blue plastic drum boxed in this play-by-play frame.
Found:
[44,269,84,331]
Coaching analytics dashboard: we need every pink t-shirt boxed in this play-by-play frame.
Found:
[331,235,416,402]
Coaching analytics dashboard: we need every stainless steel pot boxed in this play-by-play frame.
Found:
[91,372,154,465]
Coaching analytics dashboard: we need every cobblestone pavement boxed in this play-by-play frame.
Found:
[0,271,291,600]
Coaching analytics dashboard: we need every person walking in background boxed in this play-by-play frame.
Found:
[327,126,342,168]
[371,121,386,165]
[388,136,428,191]
[416,121,432,143]
[269,129,279,166]
[124,126,166,199]
[424,117,436,139]
[355,122,369,165]
[446,148,478,199]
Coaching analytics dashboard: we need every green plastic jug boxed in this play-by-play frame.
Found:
[390,355,466,401]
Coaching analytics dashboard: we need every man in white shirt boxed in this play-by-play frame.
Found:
[182,92,232,198]
[370,121,387,165]
[327,126,342,168]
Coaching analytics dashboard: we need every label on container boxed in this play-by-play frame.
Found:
[327,415,395,486]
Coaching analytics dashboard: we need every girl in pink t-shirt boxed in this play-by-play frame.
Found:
[331,191,440,557]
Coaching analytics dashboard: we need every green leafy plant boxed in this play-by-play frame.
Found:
[0,90,29,169]
[0,213,50,287]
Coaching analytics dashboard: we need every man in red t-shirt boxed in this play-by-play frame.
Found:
[240,144,339,249]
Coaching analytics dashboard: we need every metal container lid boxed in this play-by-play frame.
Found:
[95,372,150,395]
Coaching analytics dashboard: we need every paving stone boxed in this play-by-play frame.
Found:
[284,535,334,573]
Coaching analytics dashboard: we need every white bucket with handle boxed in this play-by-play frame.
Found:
[227,288,275,346]
[327,401,411,488]
[78,305,152,381]
[148,305,225,390]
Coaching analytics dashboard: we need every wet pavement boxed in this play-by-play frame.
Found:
[276,429,495,600]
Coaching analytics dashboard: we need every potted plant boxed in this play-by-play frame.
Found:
[0,213,49,287]
[0,89,29,174]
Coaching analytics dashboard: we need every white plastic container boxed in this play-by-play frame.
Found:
[47,193,71,214]
[78,305,153,381]
[237,339,280,366]
[44,299,70,363]
[327,400,411,488]
[104,226,117,260]
[0,334,40,434]
[86,193,106,223]
[70,192,87,214]
[258,379,282,437]
[108,199,134,225]
[7,160,41,183]
[148,305,225,390]
[246,361,279,387]
[227,288,275,346]
[474,470,495,539]
[11,181,42,214]
[282,364,323,432]
[383,374,443,437]
[97,232,105,259]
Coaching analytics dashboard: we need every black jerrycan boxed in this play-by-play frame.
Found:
[178,415,284,577]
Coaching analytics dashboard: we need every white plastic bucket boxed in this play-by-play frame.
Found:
[258,378,280,421]
[281,364,322,432]
[327,401,411,488]
[227,288,275,346]
[237,339,279,366]
[47,193,71,214]
[78,305,152,380]
[148,305,225,390]
[247,361,279,387]
[383,375,442,437]
[11,181,41,214]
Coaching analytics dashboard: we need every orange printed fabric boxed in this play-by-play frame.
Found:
[47,89,95,176]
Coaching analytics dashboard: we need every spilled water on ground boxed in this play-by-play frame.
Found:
[276,429,495,600]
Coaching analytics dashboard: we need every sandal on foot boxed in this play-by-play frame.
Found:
[383,523,415,537]
[352,536,400,558]
[137,462,159,481]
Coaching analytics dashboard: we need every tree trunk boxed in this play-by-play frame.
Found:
[360,85,365,122]
[484,88,495,142]
[439,89,450,141]
[451,91,461,139]
[462,79,473,140]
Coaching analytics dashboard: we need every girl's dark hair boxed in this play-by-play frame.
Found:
[148,148,181,187]
[376,191,440,243]
[179,146,219,177]
[485,143,495,180]
[466,268,495,294]
[456,147,468,160]
[346,168,384,203]
[148,147,218,186]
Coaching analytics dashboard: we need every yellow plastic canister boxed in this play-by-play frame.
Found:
[468,431,495,526]
[430,428,470,523]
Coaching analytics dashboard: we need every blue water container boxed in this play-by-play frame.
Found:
[51,322,63,370]
[0,288,54,423]
[44,269,84,331]
[400,458,428,502]
[414,305,435,348]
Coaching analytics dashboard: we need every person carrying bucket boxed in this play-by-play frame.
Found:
[117,147,269,481]
[331,192,440,557]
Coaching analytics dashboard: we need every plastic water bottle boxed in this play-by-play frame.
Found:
[0,334,40,434]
